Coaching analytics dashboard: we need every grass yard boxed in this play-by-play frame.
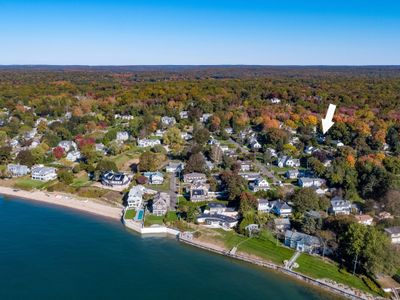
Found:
[296,254,372,294]
[13,178,51,190]
[124,209,136,220]
[144,214,164,227]
[71,176,92,188]
[164,211,178,223]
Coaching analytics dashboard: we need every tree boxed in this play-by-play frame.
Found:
[357,162,392,200]
[52,146,65,159]
[193,127,210,145]
[58,169,74,185]
[221,171,248,201]
[383,156,400,174]
[210,145,223,163]
[185,152,206,173]
[163,127,184,154]
[0,146,12,163]
[16,150,35,167]
[381,190,400,215]
[290,188,320,214]
[96,159,118,173]
[139,151,158,172]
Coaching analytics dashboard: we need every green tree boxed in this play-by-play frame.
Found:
[58,169,74,185]
[290,188,320,214]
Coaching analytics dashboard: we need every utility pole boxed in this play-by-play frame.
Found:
[352,253,359,276]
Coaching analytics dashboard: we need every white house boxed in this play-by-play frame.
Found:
[355,214,374,226]
[95,143,107,154]
[152,192,170,216]
[304,146,316,155]
[58,140,77,153]
[179,111,188,119]
[251,177,270,192]
[249,137,262,150]
[271,200,292,217]
[31,165,57,182]
[298,177,325,188]
[7,164,30,177]
[385,227,400,244]
[183,172,207,184]
[143,172,164,185]
[286,169,299,179]
[285,158,301,167]
[66,150,81,162]
[127,185,146,209]
[161,116,176,126]
[165,162,184,173]
[101,171,130,187]
[330,197,352,215]
[196,214,238,229]
[331,140,344,147]
[116,131,129,142]
[257,199,274,213]
[200,113,212,123]
[137,138,161,148]
[270,97,281,104]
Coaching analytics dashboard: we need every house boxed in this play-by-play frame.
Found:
[126,185,146,209]
[154,129,166,137]
[31,165,57,182]
[270,97,281,104]
[330,197,352,215]
[29,139,40,150]
[196,214,238,229]
[143,171,164,185]
[205,160,214,171]
[331,140,344,147]
[208,202,227,214]
[355,214,374,226]
[114,114,134,121]
[24,128,37,140]
[266,148,278,158]
[257,199,274,213]
[271,200,292,217]
[116,131,129,142]
[298,177,325,188]
[238,160,252,172]
[200,113,212,123]
[9,138,19,148]
[165,162,184,173]
[179,111,188,119]
[161,116,176,126]
[304,146,316,155]
[101,171,130,187]
[95,143,107,154]
[66,150,81,162]
[285,158,301,167]
[189,182,209,202]
[137,138,161,148]
[224,127,234,135]
[183,172,207,184]
[249,137,262,150]
[239,172,261,182]
[385,227,400,244]
[58,140,77,153]
[284,230,322,254]
[286,169,300,179]
[274,218,291,232]
[277,156,287,168]
[181,132,192,141]
[152,192,170,216]
[7,164,30,177]
[250,177,270,192]
[378,212,393,220]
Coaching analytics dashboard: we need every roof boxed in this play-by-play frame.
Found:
[197,213,237,224]
[384,227,400,235]
[285,230,321,247]
[208,202,227,209]
[274,218,290,225]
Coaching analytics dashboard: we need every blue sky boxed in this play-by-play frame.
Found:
[0,0,399,65]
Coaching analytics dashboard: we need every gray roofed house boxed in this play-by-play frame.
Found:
[274,218,291,232]
[101,171,130,187]
[284,230,322,254]
[330,197,352,215]
[271,200,292,217]
[286,169,300,179]
[152,192,170,216]
[183,172,207,184]
[7,164,30,177]
[384,227,400,244]
[189,182,209,202]
[208,202,227,214]
[257,199,273,212]
[196,213,238,229]
[31,165,57,182]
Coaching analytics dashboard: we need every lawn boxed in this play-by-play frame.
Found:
[144,214,164,227]
[124,209,136,220]
[13,178,50,190]
[296,254,372,293]
[165,211,178,223]
[71,176,92,188]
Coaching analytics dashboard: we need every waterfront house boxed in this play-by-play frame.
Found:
[384,227,400,244]
[284,230,322,254]
[7,164,30,177]
[196,213,238,229]
[329,197,352,215]
[58,140,77,153]
[152,192,170,216]
[116,131,129,142]
[183,172,207,184]
[101,171,130,187]
[137,138,161,148]
[143,171,164,185]
[66,150,81,162]
[31,165,57,182]
[250,177,270,192]
[127,185,146,209]
[271,200,292,217]
[257,199,273,213]
[189,182,209,202]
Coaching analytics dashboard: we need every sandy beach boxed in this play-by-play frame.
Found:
[0,186,123,220]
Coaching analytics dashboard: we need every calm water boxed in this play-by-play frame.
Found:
[0,196,333,300]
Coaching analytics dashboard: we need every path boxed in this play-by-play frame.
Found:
[286,251,301,270]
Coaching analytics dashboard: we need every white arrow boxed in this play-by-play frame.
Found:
[321,104,336,134]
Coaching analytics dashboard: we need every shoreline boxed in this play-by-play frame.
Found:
[0,186,123,220]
